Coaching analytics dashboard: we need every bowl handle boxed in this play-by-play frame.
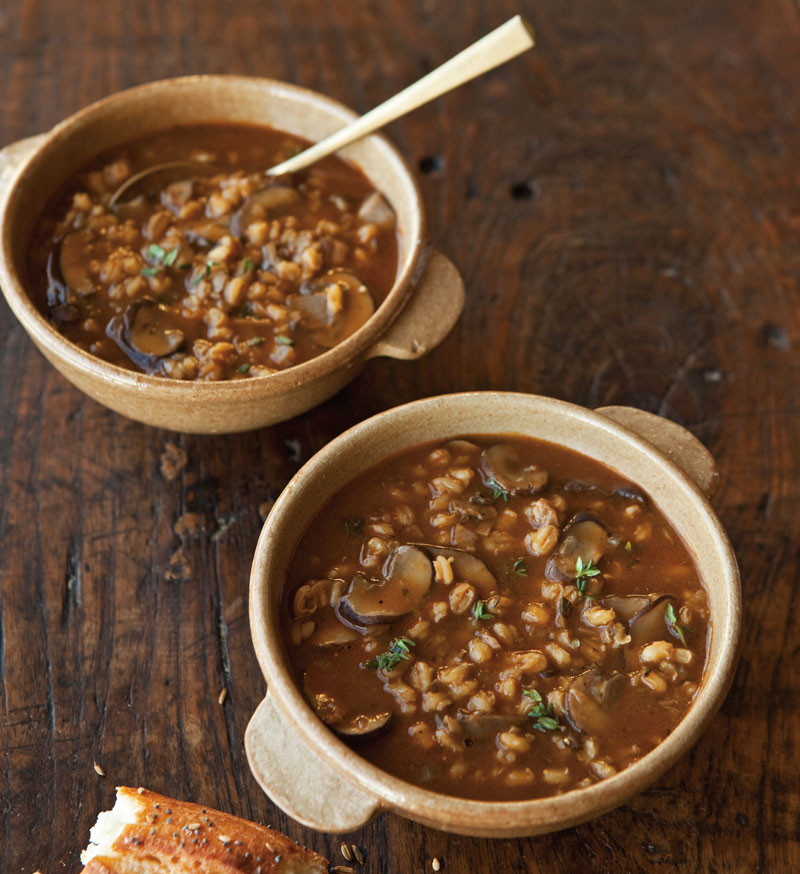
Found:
[0,133,46,202]
[595,405,719,499]
[245,693,382,833]
[366,249,465,360]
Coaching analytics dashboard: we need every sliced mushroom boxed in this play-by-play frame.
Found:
[182,218,229,245]
[357,191,396,230]
[411,544,496,595]
[106,297,185,372]
[601,594,651,623]
[628,594,678,651]
[49,303,81,325]
[160,178,194,214]
[230,185,301,238]
[338,546,433,626]
[308,621,361,647]
[545,512,609,582]
[289,269,374,348]
[304,675,391,738]
[59,230,96,295]
[450,496,498,524]
[480,443,549,496]
[445,439,481,456]
[456,711,527,740]
[564,669,627,735]
[334,711,393,738]
[615,485,647,505]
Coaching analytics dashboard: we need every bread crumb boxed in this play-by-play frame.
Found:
[218,688,227,705]
[432,858,441,871]
[93,762,105,777]
[160,441,188,481]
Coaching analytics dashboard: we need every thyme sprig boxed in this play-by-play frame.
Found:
[364,637,415,671]
[523,688,560,732]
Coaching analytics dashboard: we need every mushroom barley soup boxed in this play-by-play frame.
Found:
[284,435,710,801]
[28,124,398,380]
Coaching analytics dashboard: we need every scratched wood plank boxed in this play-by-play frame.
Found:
[1,0,799,871]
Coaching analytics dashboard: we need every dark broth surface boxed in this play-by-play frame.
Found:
[284,435,710,801]
[28,123,399,380]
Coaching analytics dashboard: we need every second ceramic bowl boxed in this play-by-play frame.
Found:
[245,391,741,837]
[0,76,464,433]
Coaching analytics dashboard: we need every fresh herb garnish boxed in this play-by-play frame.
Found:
[275,335,294,345]
[344,517,363,535]
[512,558,528,576]
[141,266,160,277]
[239,363,250,374]
[665,602,688,645]
[364,637,415,671]
[487,478,509,502]
[472,600,495,621]
[240,258,254,274]
[190,259,221,287]
[624,541,633,552]
[523,689,560,732]
[574,557,601,595]
[246,337,264,347]
[146,243,179,269]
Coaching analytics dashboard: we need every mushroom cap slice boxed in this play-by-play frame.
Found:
[308,621,361,647]
[304,673,392,738]
[601,594,651,623]
[338,546,433,626]
[564,669,627,735]
[289,269,375,348]
[106,297,185,372]
[334,711,393,738]
[230,185,301,238]
[411,544,497,596]
[59,230,100,296]
[545,512,609,582]
[357,191,396,230]
[480,443,549,496]
[628,594,679,651]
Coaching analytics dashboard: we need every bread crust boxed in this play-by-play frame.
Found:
[81,787,328,874]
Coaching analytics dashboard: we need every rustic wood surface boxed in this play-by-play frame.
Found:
[1,0,798,871]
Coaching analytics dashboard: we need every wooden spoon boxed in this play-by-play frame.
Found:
[109,15,534,205]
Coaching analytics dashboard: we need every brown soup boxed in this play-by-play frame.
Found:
[283,435,710,801]
[28,123,399,380]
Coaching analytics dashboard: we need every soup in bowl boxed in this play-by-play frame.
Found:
[0,76,464,432]
[246,392,740,837]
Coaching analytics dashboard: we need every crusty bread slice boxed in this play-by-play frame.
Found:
[80,787,328,874]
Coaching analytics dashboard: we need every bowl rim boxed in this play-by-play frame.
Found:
[0,74,428,397]
[249,391,741,831]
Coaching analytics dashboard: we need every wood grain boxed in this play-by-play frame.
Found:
[1,0,799,871]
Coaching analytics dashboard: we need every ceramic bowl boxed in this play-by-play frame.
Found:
[0,76,464,433]
[245,391,741,837]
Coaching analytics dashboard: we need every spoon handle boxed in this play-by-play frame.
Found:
[268,15,535,176]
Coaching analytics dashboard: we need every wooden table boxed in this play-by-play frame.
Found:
[1,1,798,871]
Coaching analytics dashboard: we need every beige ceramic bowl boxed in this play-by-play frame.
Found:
[0,76,464,433]
[246,391,741,838]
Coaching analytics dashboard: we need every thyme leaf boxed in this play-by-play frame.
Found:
[344,517,363,536]
[364,637,415,671]
[472,600,495,621]
[486,478,509,502]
